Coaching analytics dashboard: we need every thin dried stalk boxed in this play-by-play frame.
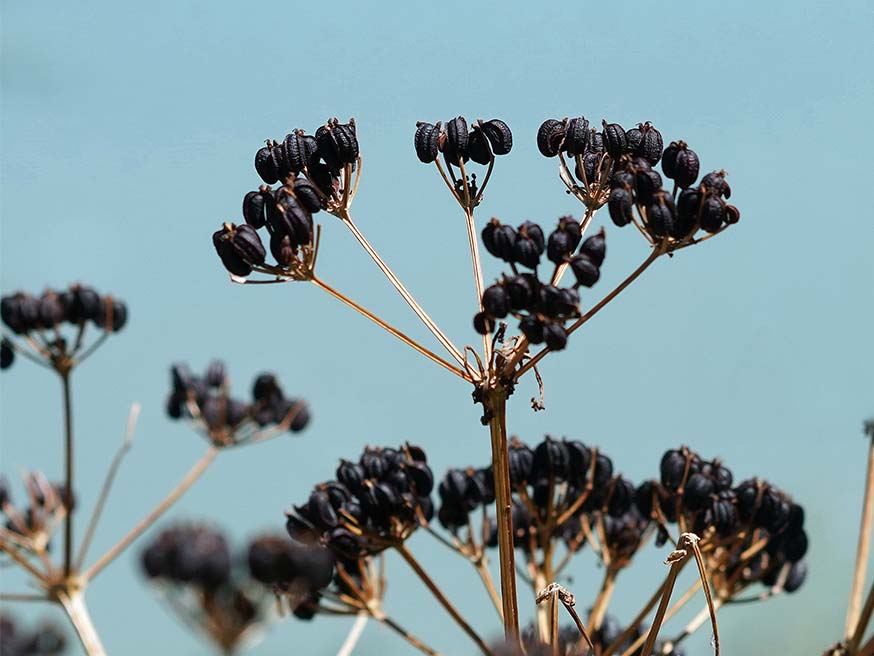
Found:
[58,592,106,656]
[847,434,874,639]
[336,613,368,656]
[61,371,74,576]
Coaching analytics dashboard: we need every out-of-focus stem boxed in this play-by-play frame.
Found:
[58,592,106,656]
[847,433,874,639]
[61,371,74,576]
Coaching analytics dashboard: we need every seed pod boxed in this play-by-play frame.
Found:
[634,169,663,204]
[684,473,714,510]
[699,195,726,233]
[230,223,266,265]
[0,338,13,369]
[332,121,359,163]
[327,527,362,559]
[575,151,603,184]
[213,226,252,277]
[481,219,517,261]
[662,141,700,188]
[563,116,590,155]
[519,316,545,344]
[107,298,128,332]
[1,296,24,333]
[38,292,65,328]
[473,311,495,335]
[601,120,627,157]
[547,217,581,264]
[725,204,740,225]
[270,233,295,267]
[674,188,702,237]
[579,229,606,267]
[273,189,313,247]
[784,530,808,562]
[442,116,469,165]
[587,129,604,153]
[711,493,739,534]
[242,189,270,229]
[701,171,731,198]
[481,119,513,155]
[293,177,325,213]
[607,478,635,517]
[468,129,491,165]
[540,284,578,317]
[504,274,537,311]
[611,169,634,190]
[634,122,663,165]
[626,127,643,154]
[315,124,342,173]
[482,284,509,318]
[308,161,336,198]
[405,462,434,496]
[533,437,570,480]
[255,142,284,185]
[537,119,566,157]
[784,560,808,593]
[569,254,600,287]
[283,131,319,174]
[660,449,687,490]
[647,193,676,237]
[70,286,102,323]
[543,323,568,350]
[607,188,634,227]
[517,221,545,254]
[414,121,442,164]
[508,442,534,486]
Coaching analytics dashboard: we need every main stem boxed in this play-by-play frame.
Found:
[847,436,874,639]
[58,592,107,656]
[487,390,520,642]
[61,370,74,576]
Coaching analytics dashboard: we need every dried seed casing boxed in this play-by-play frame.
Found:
[563,116,590,155]
[283,131,318,174]
[537,118,566,157]
[481,118,513,155]
[442,116,469,164]
[414,121,442,163]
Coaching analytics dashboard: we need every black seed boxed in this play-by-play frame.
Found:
[569,254,600,287]
[601,120,627,157]
[563,116,590,155]
[255,143,284,185]
[579,229,606,267]
[481,119,513,155]
[701,171,731,198]
[725,204,741,225]
[252,373,282,403]
[684,473,714,510]
[284,131,319,174]
[482,219,517,261]
[294,177,325,213]
[543,323,568,350]
[38,292,65,328]
[519,316,545,344]
[784,560,807,593]
[647,193,676,237]
[662,141,700,188]
[547,217,580,264]
[442,116,469,165]
[270,233,295,267]
[230,224,266,266]
[504,275,537,311]
[660,449,687,490]
[332,121,359,163]
[473,311,495,335]
[626,127,643,154]
[108,298,128,332]
[273,189,313,247]
[0,338,14,370]
[634,169,663,205]
[636,122,663,165]
[699,195,726,233]
[243,189,269,229]
[213,226,252,277]
[414,121,442,164]
[468,129,491,165]
[513,233,541,269]
[308,162,335,198]
[608,188,634,227]
[674,188,702,238]
[537,119,566,157]
[482,284,509,318]
[540,284,578,317]
[784,530,808,562]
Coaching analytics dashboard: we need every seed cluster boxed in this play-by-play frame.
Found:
[141,523,232,589]
[213,119,360,279]
[0,615,66,656]
[473,219,606,350]
[0,285,128,370]
[166,362,310,446]
[286,444,434,560]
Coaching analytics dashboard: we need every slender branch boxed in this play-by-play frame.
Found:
[588,567,618,631]
[561,599,595,653]
[0,537,47,581]
[847,434,874,639]
[336,613,368,656]
[464,207,491,368]
[637,552,685,656]
[57,592,107,656]
[310,277,469,381]
[74,332,109,365]
[394,543,493,656]
[515,245,664,380]
[374,612,442,656]
[337,212,468,370]
[75,403,140,571]
[0,592,48,602]
[849,581,874,653]
[83,446,218,581]
[61,370,74,576]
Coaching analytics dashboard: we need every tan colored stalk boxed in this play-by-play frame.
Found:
[847,432,874,639]
[58,591,106,656]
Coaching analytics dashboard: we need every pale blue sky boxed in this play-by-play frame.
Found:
[2,1,873,654]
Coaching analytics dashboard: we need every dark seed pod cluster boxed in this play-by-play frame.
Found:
[474,217,606,351]
[1,285,128,344]
[0,615,66,656]
[415,117,513,166]
[140,523,294,653]
[286,444,434,559]
[638,446,808,596]
[214,119,360,277]
[1,471,72,552]
[165,361,310,446]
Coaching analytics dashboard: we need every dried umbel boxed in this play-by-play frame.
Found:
[0,614,66,656]
[140,523,327,653]
[0,472,71,557]
[165,361,310,447]
[0,284,127,373]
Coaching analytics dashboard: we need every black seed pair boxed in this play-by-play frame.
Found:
[212,223,267,277]
[247,534,334,591]
[414,117,512,165]
[1,285,128,338]
[254,120,358,185]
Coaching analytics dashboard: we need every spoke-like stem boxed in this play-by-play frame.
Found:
[373,612,442,656]
[336,613,368,656]
[0,592,48,602]
[394,543,492,656]
[516,245,664,380]
[474,557,504,620]
[850,581,874,653]
[637,555,685,656]
[75,403,140,571]
[58,592,107,656]
[0,537,47,580]
[338,213,468,370]
[311,277,469,381]
[464,207,491,367]
[847,434,874,639]
[588,568,618,631]
[83,446,218,581]
[487,391,520,642]
[61,371,74,576]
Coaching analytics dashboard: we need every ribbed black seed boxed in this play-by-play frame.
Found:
[473,311,495,335]
[647,193,676,237]
[482,285,510,319]
[569,254,600,287]
[601,121,627,157]
[579,229,606,267]
[468,129,491,165]
[563,116,590,155]
[481,119,513,155]
[662,141,700,188]
[255,143,283,185]
[414,122,442,163]
[608,188,634,227]
[537,119,566,157]
[443,116,469,164]
[482,219,517,261]
[504,275,537,311]
[293,177,325,213]
[283,131,318,174]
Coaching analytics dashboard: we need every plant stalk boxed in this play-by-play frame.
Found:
[847,434,874,639]
[61,371,74,576]
[58,592,106,656]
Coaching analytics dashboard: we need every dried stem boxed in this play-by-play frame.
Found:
[0,537,47,581]
[487,391,520,642]
[588,567,618,631]
[75,403,140,571]
[849,581,874,653]
[847,434,874,639]
[310,276,469,381]
[84,446,218,581]
[336,613,368,656]
[516,244,664,381]
[637,550,687,656]
[394,543,492,656]
[57,591,106,656]
[61,370,74,576]
[337,212,468,371]
[0,592,48,602]
[463,206,491,367]
[373,611,442,656]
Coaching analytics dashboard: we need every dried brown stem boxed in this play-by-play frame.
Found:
[61,371,74,576]
[310,276,469,381]
[57,591,106,656]
[373,611,442,656]
[847,435,874,639]
[83,446,218,581]
[849,581,874,653]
